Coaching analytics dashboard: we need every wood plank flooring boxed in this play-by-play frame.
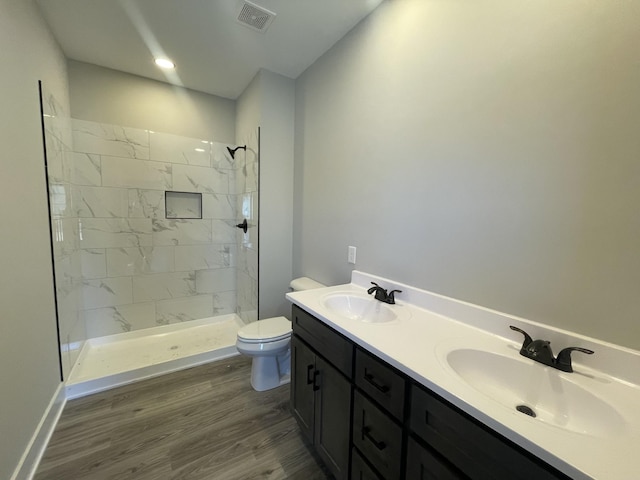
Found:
[35,356,332,480]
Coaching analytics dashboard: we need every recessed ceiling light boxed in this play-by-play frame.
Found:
[154,58,175,69]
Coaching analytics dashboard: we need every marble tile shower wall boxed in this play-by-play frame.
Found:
[43,90,86,379]
[235,129,259,324]
[71,119,241,337]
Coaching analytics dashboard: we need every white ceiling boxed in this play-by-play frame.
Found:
[36,0,384,99]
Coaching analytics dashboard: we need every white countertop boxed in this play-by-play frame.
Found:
[286,271,640,480]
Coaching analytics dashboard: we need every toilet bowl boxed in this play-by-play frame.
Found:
[236,277,325,392]
[236,316,292,391]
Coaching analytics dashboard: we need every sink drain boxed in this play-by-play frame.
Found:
[516,405,536,418]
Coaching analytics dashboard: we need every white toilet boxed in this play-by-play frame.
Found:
[236,277,324,391]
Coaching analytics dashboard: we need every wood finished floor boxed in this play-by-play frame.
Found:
[35,356,332,480]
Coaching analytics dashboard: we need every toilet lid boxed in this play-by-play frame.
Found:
[237,317,292,343]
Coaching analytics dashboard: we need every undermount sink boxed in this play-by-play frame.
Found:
[443,348,626,437]
[322,293,400,324]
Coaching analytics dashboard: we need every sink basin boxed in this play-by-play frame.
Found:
[322,293,399,324]
[444,348,626,436]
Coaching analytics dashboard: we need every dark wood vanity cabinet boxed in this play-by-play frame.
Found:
[291,306,353,479]
[291,305,571,480]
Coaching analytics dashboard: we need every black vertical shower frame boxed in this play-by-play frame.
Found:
[38,80,65,382]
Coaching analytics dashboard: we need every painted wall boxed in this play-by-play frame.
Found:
[294,0,640,349]
[237,69,295,320]
[68,60,235,142]
[0,0,69,477]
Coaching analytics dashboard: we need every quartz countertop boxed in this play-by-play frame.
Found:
[286,271,640,480]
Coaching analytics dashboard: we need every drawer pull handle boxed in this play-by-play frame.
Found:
[306,365,320,391]
[363,426,387,451]
[364,371,390,393]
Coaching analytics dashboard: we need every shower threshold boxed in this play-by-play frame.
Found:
[65,314,245,399]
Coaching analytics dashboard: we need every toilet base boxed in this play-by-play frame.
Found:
[249,351,291,392]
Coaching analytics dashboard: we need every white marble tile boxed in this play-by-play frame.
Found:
[49,183,72,217]
[174,245,234,271]
[82,302,157,336]
[51,217,79,258]
[72,152,102,186]
[106,246,175,276]
[152,219,212,246]
[55,252,83,336]
[237,244,258,280]
[202,193,235,219]
[81,277,133,309]
[132,271,196,302]
[128,189,166,219]
[44,132,70,184]
[212,142,235,169]
[72,119,149,159]
[102,156,172,189]
[212,219,237,244]
[149,131,212,166]
[80,249,107,279]
[75,186,129,218]
[172,164,230,194]
[195,268,235,294]
[79,218,153,249]
[155,295,214,325]
[237,270,258,324]
[213,291,237,316]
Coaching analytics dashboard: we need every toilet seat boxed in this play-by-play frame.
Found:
[237,316,291,344]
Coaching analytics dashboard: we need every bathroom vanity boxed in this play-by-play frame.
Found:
[287,271,640,480]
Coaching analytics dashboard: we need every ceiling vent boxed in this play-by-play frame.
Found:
[236,1,276,33]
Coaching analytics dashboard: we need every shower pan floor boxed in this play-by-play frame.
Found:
[65,314,245,399]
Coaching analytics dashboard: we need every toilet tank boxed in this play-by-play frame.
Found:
[289,277,325,291]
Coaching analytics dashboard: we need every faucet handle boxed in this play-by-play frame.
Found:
[387,289,402,304]
[555,347,594,373]
[367,282,383,295]
[509,325,533,351]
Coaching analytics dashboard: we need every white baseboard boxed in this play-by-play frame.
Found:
[10,383,66,480]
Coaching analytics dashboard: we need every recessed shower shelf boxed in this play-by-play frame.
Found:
[165,191,202,219]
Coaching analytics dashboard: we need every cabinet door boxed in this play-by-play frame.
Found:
[315,355,352,480]
[291,335,317,443]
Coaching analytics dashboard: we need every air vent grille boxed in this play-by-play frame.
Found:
[236,1,276,33]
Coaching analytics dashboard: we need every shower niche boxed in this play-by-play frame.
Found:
[165,191,202,219]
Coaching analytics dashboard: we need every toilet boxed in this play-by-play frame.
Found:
[236,277,325,391]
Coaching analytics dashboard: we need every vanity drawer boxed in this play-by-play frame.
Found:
[353,390,403,480]
[292,304,353,378]
[410,384,570,480]
[355,348,406,421]
[405,436,466,480]
[351,447,384,480]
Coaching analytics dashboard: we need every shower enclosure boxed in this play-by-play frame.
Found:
[41,85,259,383]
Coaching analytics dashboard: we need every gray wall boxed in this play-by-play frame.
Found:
[68,60,236,142]
[237,69,295,319]
[294,0,640,349]
[0,0,69,477]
